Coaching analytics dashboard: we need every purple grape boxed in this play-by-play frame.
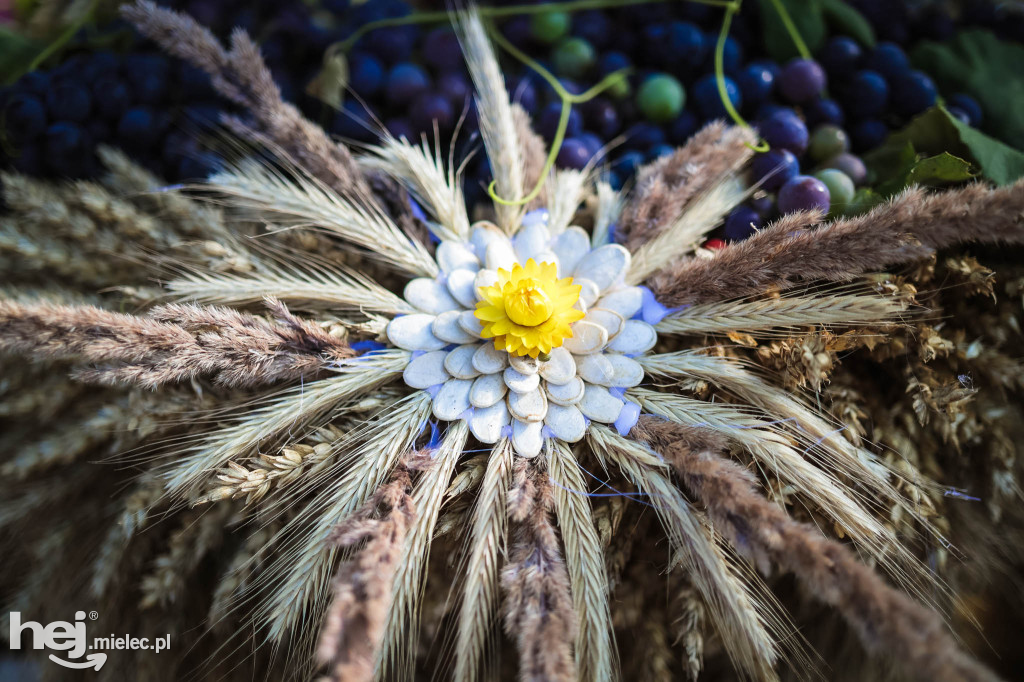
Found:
[663,21,706,65]
[612,150,645,177]
[410,93,454,134]
[437,72,471,109]
[537,102,583,141]
[778,59,827,104]
[4,93,47,137]
[724,205,761,241]
[573,10,612,49]
[583,98,621,137]
[622,122,666,150]
[348,53,384,96]
[385,63,430,107]
[737,61,777,106]
[946,106,971,126]
[366,27,414,65]
[750,148,799,191]
[804,98,844,127]
[44,121,88,167]
[117,107,159,150]
[850,119,888,152]
[842,70,888,118]
[556,138,593,170]
[818,36,862,78]
[578,132,604,159]
[647,143,674,160]
[508,76,539,114]
[889,70,936,117]
[693,74,741,119]
[863,42,910,80]
[820,152,867,186]
[423,29,463,73]
[385,117,415,141]
[777,175,830,214]
[947,94,982,127]
[45,83,92,123]
[758,111,809,156]
[668,110,699,144]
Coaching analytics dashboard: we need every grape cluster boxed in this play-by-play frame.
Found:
[0,0,1004,242]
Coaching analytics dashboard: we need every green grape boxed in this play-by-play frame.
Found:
[530,11,570,44]
[814,169,856,214]
[637,74,685,123]
[553,37,596,79]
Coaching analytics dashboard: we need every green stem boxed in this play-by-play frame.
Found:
[767,0,812,60]
[484,20,631,206]
[25,0,100,74]
[715,1,769,152]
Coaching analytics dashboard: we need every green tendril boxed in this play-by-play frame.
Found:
[767,0,813,60]
[484,20,631,206]
[716,1,769,152]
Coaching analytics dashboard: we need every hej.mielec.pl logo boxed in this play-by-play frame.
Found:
[8,610,171,671]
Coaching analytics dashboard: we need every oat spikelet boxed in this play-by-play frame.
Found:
[502,458,577,682]
[619,123,757,250]
[632,417,1001,682]
[457,9,525,233]
[547,441,617,682]
[378,421,469,678]
[454,439,514,682]
[627,176,747,284]
[588,425,780,682]
[318,466,415,682]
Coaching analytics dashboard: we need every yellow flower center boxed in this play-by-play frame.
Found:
[475,259,585,358]
[504,278,553,326]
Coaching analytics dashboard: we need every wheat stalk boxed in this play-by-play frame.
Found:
[453,439,513,682]
[588,425,781,682]
[657,293,908,336]
[547,440,618,682]
[378,420,469,679]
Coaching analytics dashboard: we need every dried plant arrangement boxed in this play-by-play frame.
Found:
[2,4,1024,682]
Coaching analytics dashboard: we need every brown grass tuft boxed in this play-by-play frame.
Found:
[501,458,577,682]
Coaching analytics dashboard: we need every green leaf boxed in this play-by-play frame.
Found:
[756,0,827,62]
[910,29,1024,151]
[903,152,974,187]
[0,28,43,85]
[865,106,1024,187]
[818,0,875,47]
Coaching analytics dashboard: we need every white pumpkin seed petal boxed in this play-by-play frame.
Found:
[608,320,658,354]
[512,419,544,458]
[403,277,461,315]
[586,308,624,340]
[402,350,449,389]
[606,354,645,387]
[545,403,586,442]
[552,226,590,277]
[459,310,485,338]
[432,310,478,344]
[596,286,644,320]
[387,314,445,351]
[446,269,478,308]
[472,342,508,375]
[470,401,510,444]
[545,376,585,405]
[575,353,615,386]
[437,241,480,273]
[562,320,608,355]
[578,382,624,423]
[508,386,547,422]
[513,222,550,263]
[432,378,473,421]
[539,347,576,385]
[573,243,630,292]
[444,344,482,380]
[504,366,541,393]
[470,372,507,408]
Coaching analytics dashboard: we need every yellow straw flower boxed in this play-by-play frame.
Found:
[475,259,584,358]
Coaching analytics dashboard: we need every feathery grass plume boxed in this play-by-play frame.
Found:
[631,417,1000,682]
[208,158,438,277]
[626,175,747,284]
[649,180,1024,307]
[656,291,908,337]
[318,465,416,682]
[588,425,781,682]
[362,135,471,243]
[260,392,432,642]
[378,421,469,678]
[547,441,618,682]
[121,1,371,201]
[513,103,550,211]
[501,457,577,682]
[453,439,513,682]
[0,298,353,389]
[619,122,757,250]
[457,8,526,232]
